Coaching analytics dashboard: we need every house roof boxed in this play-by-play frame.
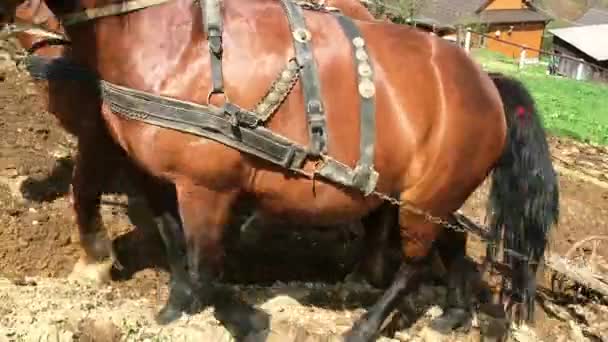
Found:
[575,8,608,26]
[413,0,549,26]
[478,8,550,24]
[549,24,608,61]
[414,0,486,26]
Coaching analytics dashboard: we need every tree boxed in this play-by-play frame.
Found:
[395,0,425,21]
[366,0,426,23]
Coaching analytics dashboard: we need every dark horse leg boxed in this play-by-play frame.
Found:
[344,210,441,342]
[347,207,467,292]
[346,204,401,288]
[156,184,269,338]
[430,228,480,333]
[69,131,124,284]
[123,170,195,325]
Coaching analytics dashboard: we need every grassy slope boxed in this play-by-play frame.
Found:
[473,49,608,145]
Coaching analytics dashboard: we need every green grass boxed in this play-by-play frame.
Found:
[472,49,608,145]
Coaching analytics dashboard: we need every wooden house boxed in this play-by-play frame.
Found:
[409,0,551,60]
[549,24,608,82]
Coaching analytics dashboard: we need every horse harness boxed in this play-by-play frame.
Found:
[23,0,380,196]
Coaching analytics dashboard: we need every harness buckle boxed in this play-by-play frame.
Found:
[208,30,223,56]
[307,100,327,155]
[223,103,259,128]
[309,122,327,156]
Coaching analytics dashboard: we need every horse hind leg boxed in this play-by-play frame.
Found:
[345,204,401,288]
[344,204,442,342]
[428,228,480,333]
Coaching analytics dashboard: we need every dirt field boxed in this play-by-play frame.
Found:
[1,52,608,341]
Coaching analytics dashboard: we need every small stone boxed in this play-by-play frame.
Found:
[395,331,411,341]
[260,295,301,312]
[425,305,443,320]
[568,320,587,342]
[417,326,448,342]
[78,319,122,342]
[0,168,18,178]
[511,323,540,342]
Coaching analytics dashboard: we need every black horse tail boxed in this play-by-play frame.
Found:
[487,72,560,323]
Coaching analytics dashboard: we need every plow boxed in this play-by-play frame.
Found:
[455,211,608,302]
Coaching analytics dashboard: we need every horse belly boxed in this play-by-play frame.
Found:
[251,169,381,225]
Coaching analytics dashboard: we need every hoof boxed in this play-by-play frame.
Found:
[343,319,377,342]
[478,303,510,342]
[344,270,368,285]
[344,259,392,289]
[429,308,471,333]
[343,330,375,342]
[155,278,198,325]
[68,256,113,286]
[214,295,271,338]
[155,303,184,325]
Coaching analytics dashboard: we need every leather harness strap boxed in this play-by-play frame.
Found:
[202,0,225,98]
[21,0,380,196]
[278,0,329,157]
[333,12,378,195]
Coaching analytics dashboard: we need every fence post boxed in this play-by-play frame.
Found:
[519,49,527,70]
[464,28,471,54]
[575,59,585,80]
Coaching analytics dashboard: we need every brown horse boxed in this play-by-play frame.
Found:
[1,0,559,341]
[6,0,402,287]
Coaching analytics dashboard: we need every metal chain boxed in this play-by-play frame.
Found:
[292,162,471,234]
[372,188,537,265]
[370,190,469,233]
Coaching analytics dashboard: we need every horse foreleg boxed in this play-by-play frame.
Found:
[344,211,439,342]
[153,211,194,324]
[158,184,269,337]
[68,138,122,285]
[116,169,190,324]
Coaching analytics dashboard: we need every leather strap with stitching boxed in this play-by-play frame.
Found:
[278,0,328,157]
[332,12,378,195]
